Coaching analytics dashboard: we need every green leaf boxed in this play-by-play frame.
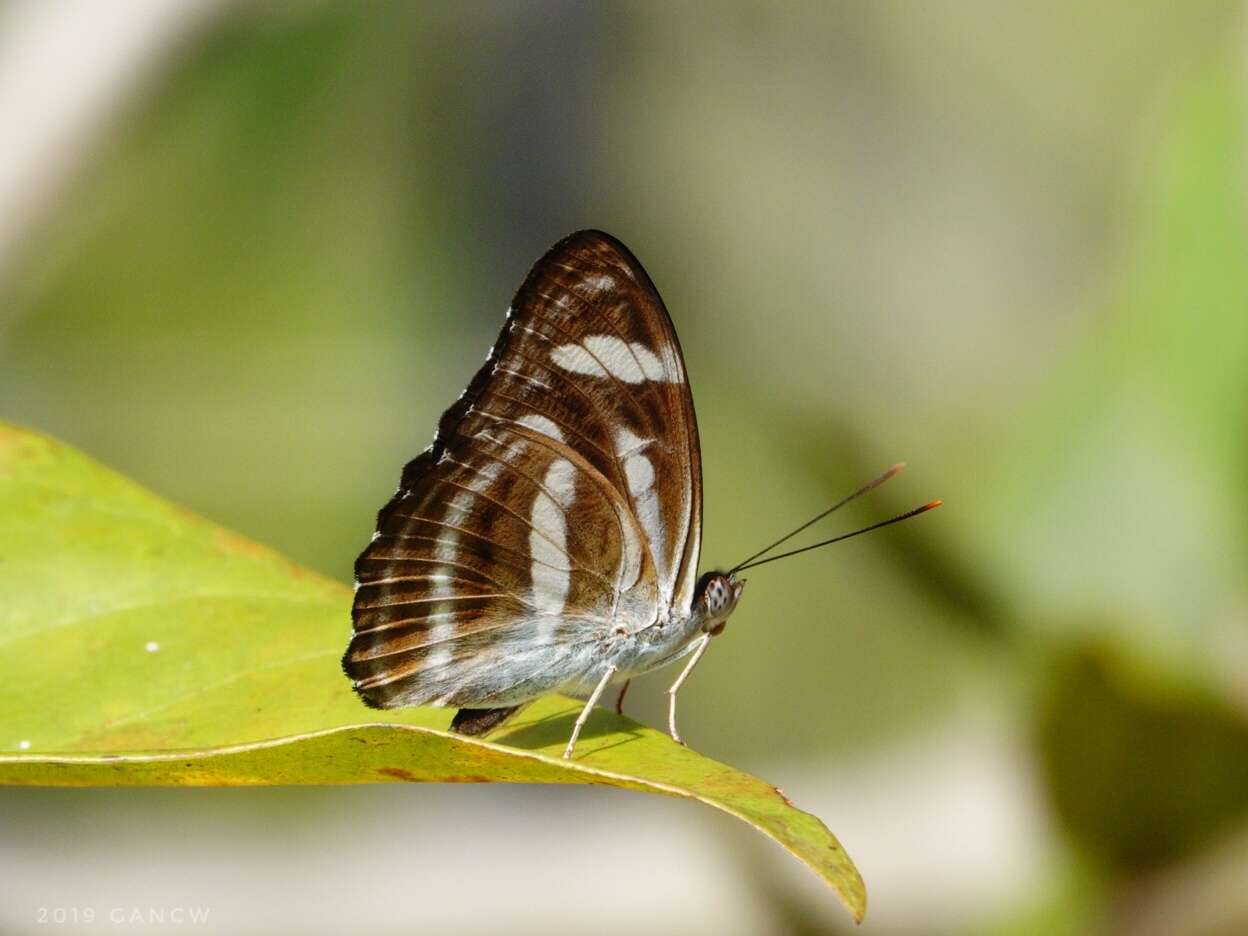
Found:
[1036,639,1248,876]
[0,423,865,921]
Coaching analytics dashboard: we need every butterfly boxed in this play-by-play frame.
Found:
[343,230,938,758]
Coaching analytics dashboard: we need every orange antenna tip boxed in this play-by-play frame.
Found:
[879,462,906,482]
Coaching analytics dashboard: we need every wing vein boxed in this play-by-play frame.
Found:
[429,474,575,564]
[520,311,653,433]
[381,515,584,575]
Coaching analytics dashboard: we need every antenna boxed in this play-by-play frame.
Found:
[732,500,942,573]
[729,462,906,574]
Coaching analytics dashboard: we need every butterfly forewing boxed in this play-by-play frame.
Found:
[345,231,703,709]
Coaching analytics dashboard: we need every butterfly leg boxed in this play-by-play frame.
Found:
[562,665,618,760]
[614,678,632,715]
[667,634,712,745]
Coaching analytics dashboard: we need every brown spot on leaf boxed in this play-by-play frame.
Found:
[212,527,278,561]
[378,767,418,781]
[376,768,491,783]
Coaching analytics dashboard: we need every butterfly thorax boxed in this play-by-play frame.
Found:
[607,570,743,676]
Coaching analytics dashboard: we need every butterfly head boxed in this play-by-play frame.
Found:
[694,571,745,636]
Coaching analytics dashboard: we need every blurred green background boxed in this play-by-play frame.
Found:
[2,2,1247,934]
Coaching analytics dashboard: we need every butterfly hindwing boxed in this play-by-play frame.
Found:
[344,231,703,708]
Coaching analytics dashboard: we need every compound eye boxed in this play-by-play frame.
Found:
[708,576,736,615]
[709,578,726,612]
[696,572,738,622]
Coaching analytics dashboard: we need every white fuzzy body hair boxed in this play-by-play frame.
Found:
[380,604,709,709]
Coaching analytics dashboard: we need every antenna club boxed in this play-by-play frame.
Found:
[875,462,905,485]
[924,499,943,510]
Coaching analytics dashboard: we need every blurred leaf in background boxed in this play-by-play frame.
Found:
[1037,641,1248,876]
